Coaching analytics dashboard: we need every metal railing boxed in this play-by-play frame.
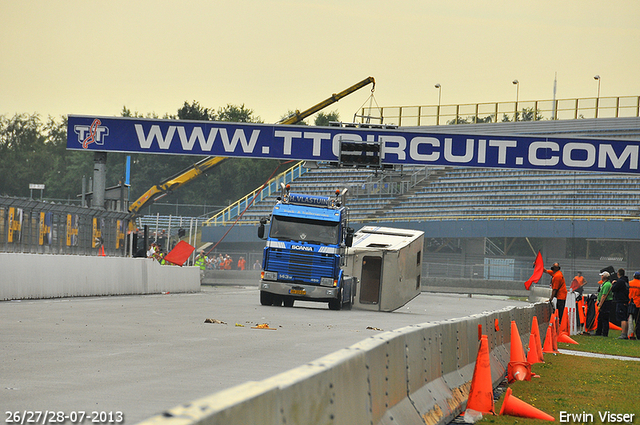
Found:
[359,214,637,223]
[0,196,131,256]
[361,95,640,127]
[203,161,307,226]
[350,166,435,197]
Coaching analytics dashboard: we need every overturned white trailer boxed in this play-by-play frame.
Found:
[345,226,424,312]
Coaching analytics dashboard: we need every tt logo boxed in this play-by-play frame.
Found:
[74,119,109,149]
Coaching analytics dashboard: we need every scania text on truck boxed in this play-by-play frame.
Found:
[257,184,356,310]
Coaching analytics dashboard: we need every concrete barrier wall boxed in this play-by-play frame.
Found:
[139,302,552,425]
[0,253,200,301]
[202,271,548,301]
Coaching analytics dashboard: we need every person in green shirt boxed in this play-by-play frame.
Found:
[195,251,207,281]
[595,271,614,337]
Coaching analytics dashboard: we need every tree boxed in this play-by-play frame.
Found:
[0,114,55,197]
[216,104,262,123]
[177,101,214,121]
[502,107,544,122]
[314,110,340,126]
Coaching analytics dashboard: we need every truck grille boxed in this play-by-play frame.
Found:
[266,249,336,283]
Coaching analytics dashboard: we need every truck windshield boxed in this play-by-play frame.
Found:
[270,215,340,245]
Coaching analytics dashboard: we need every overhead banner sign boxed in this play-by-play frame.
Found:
[67,115,640,174]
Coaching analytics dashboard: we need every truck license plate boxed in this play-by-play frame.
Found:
[290,289,306,295]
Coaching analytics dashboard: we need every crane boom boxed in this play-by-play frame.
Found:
[128,77,375,215]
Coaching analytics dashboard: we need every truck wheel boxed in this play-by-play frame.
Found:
[260,291,274,306]
[283,297,294,307]
[328,288,342,310]
[343,299,352,310]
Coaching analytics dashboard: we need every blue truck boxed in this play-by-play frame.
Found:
[257,184,356,310]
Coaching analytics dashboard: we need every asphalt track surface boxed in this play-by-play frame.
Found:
[2,286,528,424]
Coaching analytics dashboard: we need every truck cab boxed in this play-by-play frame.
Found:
[258,184,355,310]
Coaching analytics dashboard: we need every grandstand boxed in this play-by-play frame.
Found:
[230,165,432,224]
[225,165,640,223]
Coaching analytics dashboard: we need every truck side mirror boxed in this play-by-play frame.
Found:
[345,227,354,247]
[258,217,268,239]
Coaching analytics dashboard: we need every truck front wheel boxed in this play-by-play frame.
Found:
[328,287,342,310]
[328,298,341,310]
[260,291,274,306]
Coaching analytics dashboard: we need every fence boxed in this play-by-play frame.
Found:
[364,95,640,127]
[0,196,131,256]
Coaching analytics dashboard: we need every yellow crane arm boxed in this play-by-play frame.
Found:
[128,76,375,215]
[277,76,375,124]
[128,156,226,215]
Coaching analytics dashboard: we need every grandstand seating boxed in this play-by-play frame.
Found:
[225,165,640,224]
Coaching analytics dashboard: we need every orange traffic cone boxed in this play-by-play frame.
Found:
[499,388,555,421]
[531,316,544,362]
[557,333,579,345]
[507,321,531,382]
[577,298,586,326]
[543,323,555,354]
[100,245,105,256]
[560,307,570,335]
[510,321,526,363]
[527,331,544,364]
[609,322,622,331]
[466,335,495,415]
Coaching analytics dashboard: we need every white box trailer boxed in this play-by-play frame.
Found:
[345,226,424,312]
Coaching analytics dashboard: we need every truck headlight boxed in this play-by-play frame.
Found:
[320,277,335,287]
[262,271,277,281]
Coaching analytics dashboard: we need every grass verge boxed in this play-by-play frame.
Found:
[479,330,640,424]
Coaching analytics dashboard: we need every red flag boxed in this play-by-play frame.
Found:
[163,240,196,266]
[524,251,543,290]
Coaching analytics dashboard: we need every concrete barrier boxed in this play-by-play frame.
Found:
[0,253,200,301]
[201,270,260,286]
[203,271,543,299]
[139,302,552,425]
[422,277,530,297]
[528,284,552,302]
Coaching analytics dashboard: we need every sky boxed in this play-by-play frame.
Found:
[1,0,639,124]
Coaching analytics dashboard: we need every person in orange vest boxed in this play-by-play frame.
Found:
[545,262,567,322]
[224,255,232,270]
[628,271,640,340]
[237,256,246,271]
[570,271,587,297]
[570,271,588,330]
